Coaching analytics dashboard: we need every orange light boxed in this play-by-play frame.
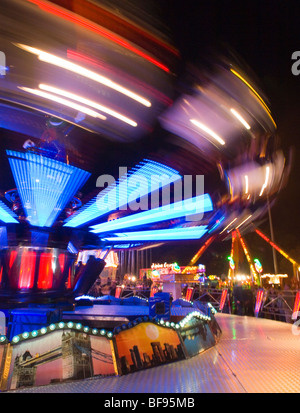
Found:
[185,287,193,302]
[255,228,298,266]
[219,289,228,311]
[190,235,217,265]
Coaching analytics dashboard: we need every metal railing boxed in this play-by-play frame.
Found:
[259,290,299,323]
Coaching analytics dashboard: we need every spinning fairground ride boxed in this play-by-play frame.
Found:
[0,0,289,391]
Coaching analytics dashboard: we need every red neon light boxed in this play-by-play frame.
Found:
[185,287,193,302]
[19,250,36,289]
[115,286,122,298]
[37,252,53,289]
[254,289,264,315]
[219,289,228,311]
[27,0,171,73]
[236,228,258,281]
[0,267,2,284]
[66,266,72,289]
[150,286,158,297]
[58,253,65,274]
[51,0,180,58]
[292,291,300,320]
[9,250,18,269]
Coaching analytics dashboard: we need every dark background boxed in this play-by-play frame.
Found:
[152,0,300,277]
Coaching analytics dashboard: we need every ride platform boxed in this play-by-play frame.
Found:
[8,313,300,393]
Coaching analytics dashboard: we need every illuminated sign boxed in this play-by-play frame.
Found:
[182,266,198,274]
[260,273,288,284]
[227,256,235,270]
[151,262,180,274]
[254,258,263,273]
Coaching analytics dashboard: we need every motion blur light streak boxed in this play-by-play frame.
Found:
[18,87,107,120]
[0,199,19,224]
[190,119,225,145]
[7,150,91,227]
[236,214,252,229]
[230,68,271,113]
[38,84,137,127]
[230,108,251,130]
[230,68,277,128]
[90,193,213,234]
[66,49,173,106]
[244,175,249,194]
[259,166,270,196]
[102,226,208,242]
[64,160,181,228]
[15,43,152,107]
[220,217,238,234]
[26,0,171,73]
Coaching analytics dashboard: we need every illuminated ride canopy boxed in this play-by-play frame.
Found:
[0,0,289,303]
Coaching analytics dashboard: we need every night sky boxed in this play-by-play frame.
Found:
[154,0,300,276]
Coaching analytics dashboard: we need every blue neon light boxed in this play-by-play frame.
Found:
[64,159,181,228]
[0,199,19,224]
[67,241,78,254]
[208,215,225,233]
[102,226,208,242]
[90,193,213,234]
[6,150,90,227]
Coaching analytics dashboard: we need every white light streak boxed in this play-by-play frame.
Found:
[259,166,270,196]
[18,87,107,120]
[15,43,151,107]
[39,84,137,127]
[190,119,225,145]
[236,215,252,229]
[230,108,251,130]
